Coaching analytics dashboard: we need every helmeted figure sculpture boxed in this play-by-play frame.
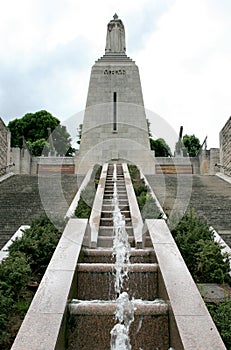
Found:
[105,14,126,54]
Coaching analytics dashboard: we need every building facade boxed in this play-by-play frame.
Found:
[0,118,10,174]
[220,116,231,176]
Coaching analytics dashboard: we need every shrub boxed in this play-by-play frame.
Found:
[0,253,31,298]
[0,215,63,348]
[207,300,231,349]
[9,216,62,275]
[172,210,231,284]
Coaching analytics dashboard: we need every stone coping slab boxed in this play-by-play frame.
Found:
[77,262,158,272]
[69,299,168,315]
[65,166,93,219]
[216,172,231,184]
[122,163,143,247]
[0,171,14,183]
[210,226,231,277]
[83,247,154,256]
[0,225,30,263]
[89,163,108,247]
[11,218,87,350]
[144,219,226,350]
[139,167,167,220]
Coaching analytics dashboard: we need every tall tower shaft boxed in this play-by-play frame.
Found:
[76,15,154,174]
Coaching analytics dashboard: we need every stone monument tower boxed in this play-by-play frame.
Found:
[76,14,154,174]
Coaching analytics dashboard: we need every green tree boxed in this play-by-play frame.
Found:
[8,110,75,156]
[182,134,201,157]
[27,139,49,156]
[150,138,172,157]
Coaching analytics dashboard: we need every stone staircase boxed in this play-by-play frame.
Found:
[147,174,231,246]
[66,164,171,350]
[11,163,226,350]
[0,174,79,249]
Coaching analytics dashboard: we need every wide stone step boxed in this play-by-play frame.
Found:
[0,174,78,249]
[147,174,231,236]
[77,263,158,300]
[67,300,169,350]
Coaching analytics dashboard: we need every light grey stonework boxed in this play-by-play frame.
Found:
[0,118,10,172]
[76,15,155,175]
[220,116,231,176]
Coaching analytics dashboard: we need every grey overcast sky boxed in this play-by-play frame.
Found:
[0,0,231,149]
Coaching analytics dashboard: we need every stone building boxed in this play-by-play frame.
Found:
[220,116,231,176]
[0,118,10,174]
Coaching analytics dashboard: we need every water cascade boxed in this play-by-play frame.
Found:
[110,164,134,350]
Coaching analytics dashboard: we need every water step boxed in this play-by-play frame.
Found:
[82,247,156,263]
[103,194,128,199]
[98,226,133,236]
[77,263,158,300]
[100,218,132,226]
[101,211,131,218]
[102,204,130,211]
[67,300,169,350]
[97,235,135,248]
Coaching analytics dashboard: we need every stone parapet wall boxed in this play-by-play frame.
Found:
[220,116,231,177]
[154,156,199,174]
[9,149,75,175]
[35,156,75,174]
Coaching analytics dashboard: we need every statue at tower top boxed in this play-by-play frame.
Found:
[105,14,126,54]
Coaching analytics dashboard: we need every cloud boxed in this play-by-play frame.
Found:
[136,0,231,147]
[0,0,230,149]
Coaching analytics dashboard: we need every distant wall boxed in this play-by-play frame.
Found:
[34,157,75,174]
[10,147,32,174]
[199,148,220,175]
[9,146,221,176]
[220,117,231,177]
[154,157,199,174]
[10,148,75,175]
[0,118,10,173]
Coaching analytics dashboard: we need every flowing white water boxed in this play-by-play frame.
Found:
[110,164,134,350]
